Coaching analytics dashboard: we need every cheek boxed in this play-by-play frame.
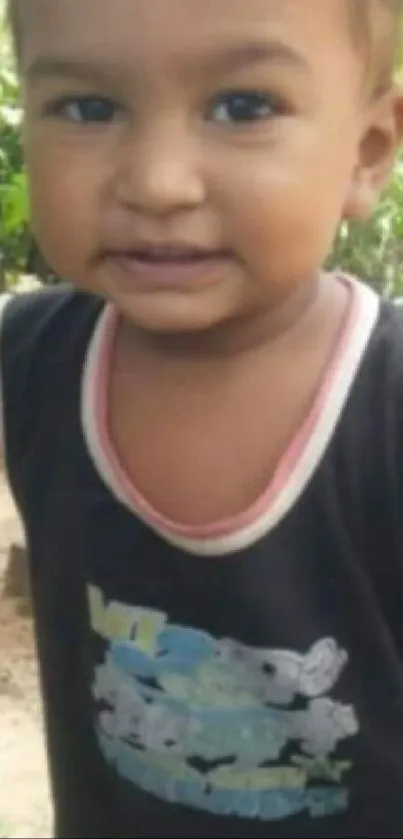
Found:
[25,139,104,268]
[213,142,353,280]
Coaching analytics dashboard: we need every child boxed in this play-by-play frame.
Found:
[3,0,403,835]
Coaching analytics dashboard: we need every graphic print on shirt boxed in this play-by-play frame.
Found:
[88,585,359,822]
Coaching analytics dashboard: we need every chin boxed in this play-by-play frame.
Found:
[67,269,241,335]
[113,293,233,336]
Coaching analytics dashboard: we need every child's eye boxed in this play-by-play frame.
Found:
[45,95,119,124]
[207,91,284,125]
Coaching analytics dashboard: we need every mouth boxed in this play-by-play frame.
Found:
[103,244,234,290]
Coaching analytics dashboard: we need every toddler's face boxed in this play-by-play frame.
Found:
[19,0,400,333]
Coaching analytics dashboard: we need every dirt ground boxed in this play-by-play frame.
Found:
[0,474,52,839]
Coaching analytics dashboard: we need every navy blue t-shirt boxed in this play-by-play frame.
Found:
[2,281,403,838]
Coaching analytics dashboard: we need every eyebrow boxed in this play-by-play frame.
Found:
[25,57,118,86]
[200,40,311,76]
[25,39,310,85]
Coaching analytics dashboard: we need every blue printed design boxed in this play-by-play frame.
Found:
[88,586,358,822]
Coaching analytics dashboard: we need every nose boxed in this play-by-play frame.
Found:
[114,122,207,217]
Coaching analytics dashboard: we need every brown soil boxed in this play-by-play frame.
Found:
[0,475,52,839]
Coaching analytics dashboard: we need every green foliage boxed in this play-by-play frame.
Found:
[0,35,30,288]
[329,152,403,297]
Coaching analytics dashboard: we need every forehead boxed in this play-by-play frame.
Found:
[18,0,356,77]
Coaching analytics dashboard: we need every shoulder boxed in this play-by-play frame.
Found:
[0,284,105,447]
[323,278,403,452]
[0,283,104,373]
[1,283,101,345]
[0,284,105,475]
[363,296,403,386]
[336,273,403,383]
[348,290,403,450]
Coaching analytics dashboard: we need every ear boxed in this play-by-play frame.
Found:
[343,85,403,220]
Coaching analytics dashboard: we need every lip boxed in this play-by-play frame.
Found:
[104,247,234,291]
